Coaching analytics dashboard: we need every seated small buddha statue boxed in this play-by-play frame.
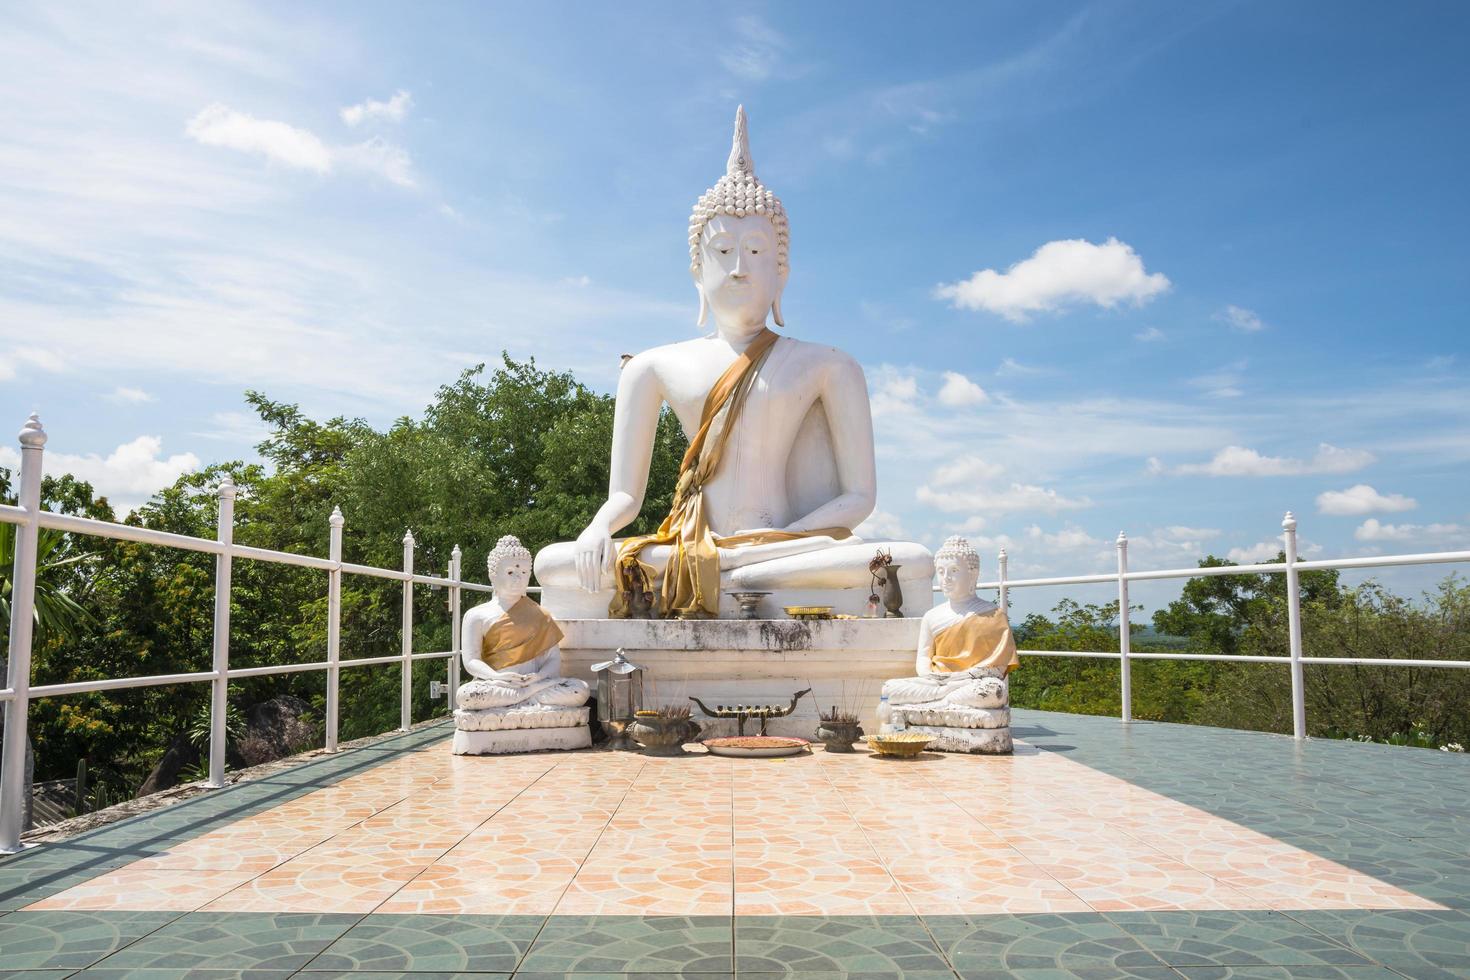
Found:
[457,536,591,712]
[533,105,932,619]
[878,536,1018,753]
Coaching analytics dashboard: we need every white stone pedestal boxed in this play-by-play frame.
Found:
[452,727,592,755]
[559,618,921,738]
[451,704,591,756]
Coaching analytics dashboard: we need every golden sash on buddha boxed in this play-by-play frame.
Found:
[929,608,1019,675]
[483,596,565,671]
[611,328,850,619]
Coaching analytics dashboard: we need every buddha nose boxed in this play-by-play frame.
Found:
[731,250,746,277]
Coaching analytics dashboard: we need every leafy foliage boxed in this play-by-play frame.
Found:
[1009,559,1470,749]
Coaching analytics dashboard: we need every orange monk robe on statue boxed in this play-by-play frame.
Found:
[928,608,1020,675]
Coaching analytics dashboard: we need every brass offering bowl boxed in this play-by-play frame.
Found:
[868,732,934,758]
[783,605,834,621]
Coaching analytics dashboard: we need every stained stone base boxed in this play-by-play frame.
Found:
[451,726,591,755]
[556,618,923,736]
[890,705,1010,729]
[453,705,590,732]
[905,724,1013,754]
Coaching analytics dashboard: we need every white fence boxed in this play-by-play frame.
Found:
[0,415,491,852]
[4,412,1470,851]
[983,522,1470,738]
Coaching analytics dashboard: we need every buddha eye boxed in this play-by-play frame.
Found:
[719,247,732,255]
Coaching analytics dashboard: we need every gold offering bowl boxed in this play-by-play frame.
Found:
[868,732,934,758]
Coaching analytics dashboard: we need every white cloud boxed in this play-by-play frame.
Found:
[1162,525,1221,541]
[1174,443,1375,477]
[1216,304,1266,332]
[996,357,1050,376]
[186,103,332,173]
[0,436,198,513]
[1135,326,1165,342]
[108,386,154,404]
[719,15,788,81]
[917,481,1092,516]
[1354,519,1466,544]
[930,455,1007,487]
[869,367,921,417]
[856,508,907,540]
[1227,539,1284,563]
[1,347,67,379]
[190,411,271,445]
[935,237,1170,323]
[1316,484,1417,517]
[340,90,413,127]
[937,371,988,407]
[1187,361,1246,399]
[336,137,416,188]
[187,104,415,187]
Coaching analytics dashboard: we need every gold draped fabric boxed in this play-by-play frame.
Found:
[929,608,1020,675]
[483,596,565,671]
[611,328,850,619]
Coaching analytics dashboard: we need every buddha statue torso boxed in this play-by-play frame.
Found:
[633,333,858,535]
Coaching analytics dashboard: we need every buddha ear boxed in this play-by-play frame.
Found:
[771,267,788,327]
[696,282,709,328]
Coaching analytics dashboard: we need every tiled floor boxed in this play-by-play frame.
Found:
[1,710,1468,977]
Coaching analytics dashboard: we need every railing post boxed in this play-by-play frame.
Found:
[1,415,46,852]
[400,530,414,732]
[997,548,1009,620]
[1117,531,1132,723]
[325,506,343,752]
[206,476,235,789]
[1283,511,1306,740]
[448,545,462,713]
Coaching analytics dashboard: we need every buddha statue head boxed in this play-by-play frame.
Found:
[487,535,533,602]
[934,535,981,601]
[689,105,789,334]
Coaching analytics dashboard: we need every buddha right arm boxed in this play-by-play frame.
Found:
[574,355,664,591]
[914,617,935,676]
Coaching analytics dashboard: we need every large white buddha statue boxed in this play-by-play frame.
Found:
[878,536,1018,753]
[534,106,932,619]
[453,535,591,754]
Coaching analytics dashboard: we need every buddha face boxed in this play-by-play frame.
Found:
[695,214,785,332]
[490,554,532,601]
[935,555,980,602]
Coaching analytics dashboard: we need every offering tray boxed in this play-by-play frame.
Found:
[783,605,834,620]
[867,732,934,758]
[704,735,809,758]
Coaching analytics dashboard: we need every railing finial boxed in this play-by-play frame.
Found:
[403,528,415,546]
[217,475,237,500]
[1116,530,1128,546]
[451,543,462,559]
[18,413,46,449]
[1282,511,1297,531]
[329,505,344,527]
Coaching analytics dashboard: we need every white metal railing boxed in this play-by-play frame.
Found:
[0,414,498,852]
[956,517,1470,738]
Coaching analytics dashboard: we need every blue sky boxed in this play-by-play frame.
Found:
[2,1,1467,615]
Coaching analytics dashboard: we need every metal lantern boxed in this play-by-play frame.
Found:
[591,647,644,750]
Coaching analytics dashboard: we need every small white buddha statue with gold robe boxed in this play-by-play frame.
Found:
[452,536,592,754]
[878,536,1017,753]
